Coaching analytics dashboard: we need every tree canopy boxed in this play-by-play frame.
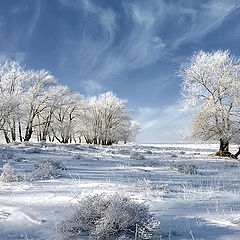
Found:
[180,50,240,157]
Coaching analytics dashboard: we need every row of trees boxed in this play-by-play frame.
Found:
[180,50,240,158]
[0,61,139,145]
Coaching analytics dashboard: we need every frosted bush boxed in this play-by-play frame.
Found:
[170,163,197,175]
[130,152,145,160]
[118,149,130,155]
[41,159,66,170]
[158,183,170,194]
[58,193,159,240]
[177,164,197,174]
[0,210,10,220]
[0,163,22,182]
[31,159,64,180]
[145,150,152,154]
[136,179,152,197]
[75,154,90,161]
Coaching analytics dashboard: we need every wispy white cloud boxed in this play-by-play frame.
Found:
[57,0,240,107]
[136,104,189,143]
[170,0,240,48]
[27,0,42,38]
[58,0,167,90]
[0,0,42,63]
[81,79,103,96]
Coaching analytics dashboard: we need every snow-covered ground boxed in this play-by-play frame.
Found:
[1,142,240,239]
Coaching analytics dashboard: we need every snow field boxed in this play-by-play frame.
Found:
[0,142,240,239]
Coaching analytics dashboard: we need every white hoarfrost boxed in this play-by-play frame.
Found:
[180,50,240,153]
[58,193,159,240]
[0,60,139,144]
[0,163,22,182]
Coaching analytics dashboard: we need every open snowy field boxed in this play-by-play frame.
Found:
[1,142,240,239]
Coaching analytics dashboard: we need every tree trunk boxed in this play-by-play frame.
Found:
[216,138,229,156]
[234,147,240,159]
[219,138,229,152]
[215,139,240,159]
[10,120,16,141]
[24,119,34,141]
[18,121,23,142]
[24,125,33,141]
[3,130,10,143]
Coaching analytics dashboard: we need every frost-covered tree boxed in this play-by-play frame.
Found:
[121,120,140,144]
[75,104,93,144]
[50,88,85,143]
[0,61,139,144]
[0,61,27,142]
[22,69,56,141]
[34,86,70,142]
[88,92,133,145]
[180,50,240,157]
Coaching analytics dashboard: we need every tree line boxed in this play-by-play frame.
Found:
[0,61,139,145]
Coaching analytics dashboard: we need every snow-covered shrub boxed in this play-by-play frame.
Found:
[177,164,197,174]
[103,149,115,154]
[31,159,64,180]
[130,152,145,160]
[170,163,197,175]
[58,193,159,240]
[136,179,152,197]
[45,159,66,170]
[118,149,130,155]
[74,154,90,161]
[158,183,170,194]
[0,210,10,220]
[0,163,22,182]
[145,151,152,154]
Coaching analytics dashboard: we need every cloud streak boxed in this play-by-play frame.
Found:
[58,0,167,91]
[0,0,42,63]
[58,0,240,97]
[27,0,42,39]
[170,0,240,48]
[136,104,189,143]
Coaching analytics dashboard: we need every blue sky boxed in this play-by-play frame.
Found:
[0,0,240,143]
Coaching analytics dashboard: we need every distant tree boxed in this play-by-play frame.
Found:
[0,61,139,144]
[34,86,69,141]
[50,88,85,143]
[180,50,240,158]
[75,104,93,144]
[0,61,26,142]
[88,92,134,145]
[22,69,56,141]
[121,120,140,144]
